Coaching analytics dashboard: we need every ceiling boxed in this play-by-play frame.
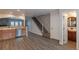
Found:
[0,9,57,16]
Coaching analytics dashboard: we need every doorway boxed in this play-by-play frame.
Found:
[63,11,77,49]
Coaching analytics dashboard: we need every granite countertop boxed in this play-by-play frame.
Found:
[0,26,25,30]
[68,27,76,32]
[0,27,16,30]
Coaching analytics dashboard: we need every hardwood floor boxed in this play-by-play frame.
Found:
[67,40,76,49]
[0,32,76,50]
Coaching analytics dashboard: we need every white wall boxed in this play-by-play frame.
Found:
[29,18,42,35]
[63,15,68,44]
[50,10,62,41]
[36,14,50,33]
[76,10,79,49]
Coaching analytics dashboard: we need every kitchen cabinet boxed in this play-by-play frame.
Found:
[0,18,23,27]
[0,18,9,26]
[9,18,23,27]
[0,28,16,40]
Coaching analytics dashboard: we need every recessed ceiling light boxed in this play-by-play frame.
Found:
[22,14,24,16]
[17,9,20,12]
[9,12,13,14]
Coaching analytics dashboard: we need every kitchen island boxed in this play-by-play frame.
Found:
[0,27,16,40]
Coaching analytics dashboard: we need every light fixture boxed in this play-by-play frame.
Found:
[69,12,76,17]
[9,12,13,14]
[17,9,20,12]
[22,14,24,16]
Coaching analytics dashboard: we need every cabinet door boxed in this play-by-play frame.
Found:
[18,21,22,26]
[15,21,18,26]
[68,31,73,41]
[0,18,9,26]
[10,21,15,26]
[68,31,76,41]
[72,32,76,41]
[19,21,22,26]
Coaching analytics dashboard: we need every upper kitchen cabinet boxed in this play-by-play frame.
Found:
[14,19,23,27]
[9,18,23,27]
[0,18,23,27]
[17,20,23,26]
[10,21,15,26]
[0,18,9,26]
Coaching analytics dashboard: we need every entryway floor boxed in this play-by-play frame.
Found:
[65,40,76,49]
[0,32,76,50]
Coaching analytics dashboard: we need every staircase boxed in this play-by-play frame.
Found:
[32,17,42,32]
[32,17,50,38]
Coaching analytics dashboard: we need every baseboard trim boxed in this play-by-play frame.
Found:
[28,31,43,36]
[59,40,63,45]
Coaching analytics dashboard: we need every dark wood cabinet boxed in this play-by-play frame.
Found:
[0,18,23,26]
[68,31,76,41]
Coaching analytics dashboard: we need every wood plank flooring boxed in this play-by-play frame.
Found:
[0,32,76,50]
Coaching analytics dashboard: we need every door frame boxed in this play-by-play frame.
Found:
[62,10,77,49]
